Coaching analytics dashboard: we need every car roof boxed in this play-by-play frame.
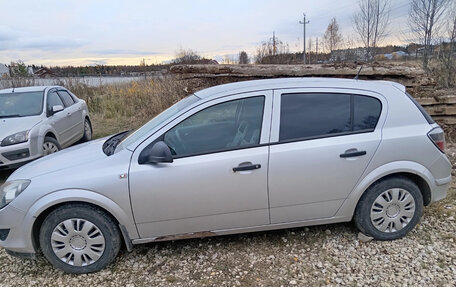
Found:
[0,85,62,94]
[194,77,405,99]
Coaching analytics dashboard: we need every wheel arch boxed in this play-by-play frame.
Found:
[337,161,434,218]
[26,190,138,253]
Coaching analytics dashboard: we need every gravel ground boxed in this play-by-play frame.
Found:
[0,155,455,286]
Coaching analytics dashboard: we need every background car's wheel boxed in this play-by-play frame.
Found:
[39,204,121,274]
[354,176,423,240]
[81,118,92,142]
[43,137,61,155]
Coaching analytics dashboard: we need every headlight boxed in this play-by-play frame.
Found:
[1,131,29,146]
[0,180,30,209]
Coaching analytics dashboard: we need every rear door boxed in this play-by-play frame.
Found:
[57,89,83,145]
[268,88,386,224]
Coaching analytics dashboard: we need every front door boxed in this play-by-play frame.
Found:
[129,91,273,239]
[268,89,385,223]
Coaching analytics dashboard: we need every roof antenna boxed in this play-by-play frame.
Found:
[354,66,363,80]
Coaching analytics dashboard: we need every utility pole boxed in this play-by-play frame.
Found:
[272,32,277,55]
[299,13,310,64]
[316,37,318,63]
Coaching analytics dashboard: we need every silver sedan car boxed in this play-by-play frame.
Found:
[0,86,92,169]
[0,78,451,273]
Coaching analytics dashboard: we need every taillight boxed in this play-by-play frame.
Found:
[428,127,445,152]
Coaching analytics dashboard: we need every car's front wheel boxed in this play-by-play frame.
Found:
[354,176,423,240]
[42,137,61,155]
[39,204,121,273]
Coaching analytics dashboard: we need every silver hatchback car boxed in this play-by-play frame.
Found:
[0,86,92,169]
[0,78,451,273]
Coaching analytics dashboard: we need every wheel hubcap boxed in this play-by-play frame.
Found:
[43,142,59,155]
[51,218,105,266]
[370,188,416,233]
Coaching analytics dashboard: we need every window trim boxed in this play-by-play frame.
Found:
[159,95,266,159]
[277,92,382,143]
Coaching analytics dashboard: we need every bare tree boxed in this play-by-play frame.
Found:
[434,2,456,86]
[255,33,290,64]
[408,0,450,68]
[323,18,343,53]
[172,49,202,64]
[238,51,249,64]
[352,0,391,61]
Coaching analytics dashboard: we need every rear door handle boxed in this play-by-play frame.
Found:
[233,164,261,172]
[340,150,367,158]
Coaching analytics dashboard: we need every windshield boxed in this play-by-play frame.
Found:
[0,91,44,118]
[115,95,200,152]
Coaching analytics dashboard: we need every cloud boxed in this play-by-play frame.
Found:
[16,37,88,51]
[88,49,162,56]
[0,25,15,42]
[0,27,88,51]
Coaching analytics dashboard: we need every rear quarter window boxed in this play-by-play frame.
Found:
[405,92,435,124]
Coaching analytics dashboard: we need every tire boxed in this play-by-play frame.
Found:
[354,176,423,240]
[81,118,92,142]
[39,204,121,274]
[42,137,61,156]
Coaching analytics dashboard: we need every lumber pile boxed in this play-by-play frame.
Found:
[170,63,433,88]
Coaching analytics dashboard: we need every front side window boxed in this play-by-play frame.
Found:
[279,93,381,142]
[47,91,65,114]
[164,96,265,157]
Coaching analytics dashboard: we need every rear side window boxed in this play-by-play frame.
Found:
[57,90,75,107]
[279,93,382,142]
[280,93,351,141]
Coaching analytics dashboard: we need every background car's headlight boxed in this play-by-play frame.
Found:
[0,180,30,209]
[1,131,29,146]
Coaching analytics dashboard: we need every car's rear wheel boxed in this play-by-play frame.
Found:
[354,177,423,240]
[81,118,92,142]
[39,204,121,274]
[42,137,61,155]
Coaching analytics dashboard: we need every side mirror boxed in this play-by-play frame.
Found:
[52,105,64,114]
[138,141,173,164]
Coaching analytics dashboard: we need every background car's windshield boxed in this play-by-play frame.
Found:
[0,91,44,118]
[115,95,200,152]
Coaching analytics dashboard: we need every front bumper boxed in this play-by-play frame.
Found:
[0,203,35,255]
[0,141,41,169]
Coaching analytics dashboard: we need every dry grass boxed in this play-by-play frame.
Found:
[68,77,190,137]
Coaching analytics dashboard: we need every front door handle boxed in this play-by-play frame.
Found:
[340,150,367,158]
[233,163,261,172]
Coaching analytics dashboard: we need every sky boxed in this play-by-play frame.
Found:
[0,0,411,66]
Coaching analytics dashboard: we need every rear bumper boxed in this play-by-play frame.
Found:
[430,174,451,203]
[428,154,452,203]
